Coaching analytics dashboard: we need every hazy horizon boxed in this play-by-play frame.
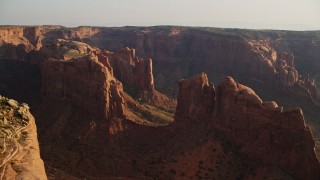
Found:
[1,0,319,31]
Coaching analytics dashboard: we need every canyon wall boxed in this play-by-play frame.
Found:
[0,26,319,179]
[175,73,320,180]
[57,26,318,103]
[39,39,126,120]
[0,26,175,127]
[67,26,319,137]
[1,26,317,101]
[271,33,320,95]
[0,26,44,49]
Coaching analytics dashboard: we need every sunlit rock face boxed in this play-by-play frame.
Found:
[39,39,126,120]
[0,96,47,179]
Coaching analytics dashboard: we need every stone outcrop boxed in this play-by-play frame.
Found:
[107,47,154,93]
[136,57,154,91]
[0,96,47,179]
[39,39,95,61]
[175,72,215,120]
[39,41,158,107]
[106,47,176,109]
[216,76,320,180]
[274,51,318,100]
[175,73,320,180]
[40,39,125,120]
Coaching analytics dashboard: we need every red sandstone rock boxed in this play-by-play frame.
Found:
[106,47,176,109]
[135,57,154,91]
[107,47,154,92]
[77,27,317,102]
[106,47,177,110]
[1,26,317,102]
[273,51,318,100]
[217,75,320,180]
[0,26,174,119]
[39,39,96,61]
[40,39,126,120]
[0,26,44,50]
[175,73,215,120]
[175,73,320,180]
[1,26,319,179]
[68,26,100,39]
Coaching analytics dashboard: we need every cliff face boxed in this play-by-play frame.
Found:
[107,47,154,93]
[0,26,175,129]
[270,32,320,90]
[216,76,320,180]
[0,26,42,48]
[1,26,317,101]
[67,26,101,39]
[40,39,126,120]
[175,73,215,120]
[105,28,278,96]
[0,26,53,62]
[274,52,318,100]
[57,26,318,104]
[246,40,318,101]
[175,73,320,180]
[133,30,318,101]
[106,47,176,109]
[0,96,47,179]
[79,26,318,136]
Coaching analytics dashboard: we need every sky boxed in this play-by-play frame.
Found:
[0,0,319,30]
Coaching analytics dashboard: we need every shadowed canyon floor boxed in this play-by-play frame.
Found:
[0,26,319,179]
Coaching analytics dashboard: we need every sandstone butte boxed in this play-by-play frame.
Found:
[0,26,319,179]
[0,95,47,179]
[175,73,320,180]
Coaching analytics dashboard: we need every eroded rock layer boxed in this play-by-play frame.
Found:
[175,73,320,180]
[107,47,154,92]
[175,72,215,120]
[40,39,126,120]
[0,26,318,101]
[0,96,47,179]
[0,26,319,179]
[106,47,175,109]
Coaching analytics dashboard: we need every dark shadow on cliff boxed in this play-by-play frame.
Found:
[0,59,41,105]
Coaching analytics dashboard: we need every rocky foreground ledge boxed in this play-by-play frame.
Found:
[175,73,320,180]
[0,95,46,179]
